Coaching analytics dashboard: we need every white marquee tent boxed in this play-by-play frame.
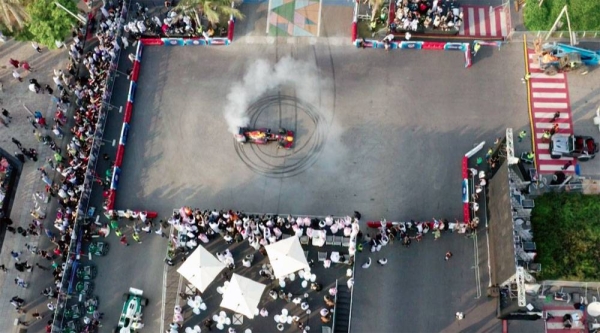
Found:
[265,236,310,279]
[220,273,267,319]
[177,245,225,292]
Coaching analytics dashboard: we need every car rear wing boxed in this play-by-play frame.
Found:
[129,287,144,296]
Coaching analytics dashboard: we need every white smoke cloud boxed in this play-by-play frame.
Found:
[223,56,324,134]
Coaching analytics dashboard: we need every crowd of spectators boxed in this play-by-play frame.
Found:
[42,1,126,331]
[125,3,227,39]
[390,0,462,33]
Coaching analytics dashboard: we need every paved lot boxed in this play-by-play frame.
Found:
[107,40,529,332]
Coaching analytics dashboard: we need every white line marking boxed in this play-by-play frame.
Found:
[533,102,569,109]
[478,8,486,36]
[530,73,565,79]
[535,122,571,129]
[531,82,566,89]
[468,7,475,36]
[534,112,570,118]
[500,10,507,36]
[532,92,567,99]
[537,143,549,150]
[489,8,497,36]
[539,164,574,171]
[538,154,573,161]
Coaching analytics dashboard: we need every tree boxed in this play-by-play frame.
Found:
[0,0,29,32]
[26,0,77,47]
[176,0,244,25]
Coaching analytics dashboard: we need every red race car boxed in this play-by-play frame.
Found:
[235,127,294,149]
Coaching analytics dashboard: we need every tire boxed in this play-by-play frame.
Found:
[143,297,149,306]
[114,327,120,333]
[550,154,561,159]
[122,293,129,301]
[545,66,558,76]
[578,156,590,162]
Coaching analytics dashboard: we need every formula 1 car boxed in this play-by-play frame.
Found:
[550,134,598,161]
[235,127,294,149]
[115,288,147,332]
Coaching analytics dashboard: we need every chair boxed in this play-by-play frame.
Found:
[312,231,325,247]
[341,237,351,247]
[300,235,309,245]
[326,235,334,245]
[282,234,291,239]
[318,252,327,262]
[333,236,342,246]
[322,326,332,333]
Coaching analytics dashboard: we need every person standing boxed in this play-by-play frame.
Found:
[120,235,129,246]
[518,130,527,142]
[45,84,53,95]
[20,61,34,72]
[550,111,560,122]
[3,109,12,123]
[445,251,453,261]
[12,70,22,82]
[9,58,20,68]
[32,41,42,53]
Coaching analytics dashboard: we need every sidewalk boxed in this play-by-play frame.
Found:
[0,2,94,330]
[0,37,74,331]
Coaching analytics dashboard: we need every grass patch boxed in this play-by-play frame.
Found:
[524,0,600,31]
[531,193,600,281]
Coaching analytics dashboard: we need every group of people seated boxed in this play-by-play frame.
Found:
[390,0,462,33]
[126,2,224,39]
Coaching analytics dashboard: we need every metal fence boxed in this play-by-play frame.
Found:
[528,176,600,196]
[51,1,129,331]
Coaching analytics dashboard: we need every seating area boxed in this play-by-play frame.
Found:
[165,209,357,333]
[389,0,462,34]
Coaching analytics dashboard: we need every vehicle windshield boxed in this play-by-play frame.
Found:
[569,136,575,152]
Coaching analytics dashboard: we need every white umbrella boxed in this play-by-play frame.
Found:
[265,237,310,279]
[177,245,225,292]
[588,302,600,317]
[220,273,266,319]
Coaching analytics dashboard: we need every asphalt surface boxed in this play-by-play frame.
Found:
[107,40,530,333]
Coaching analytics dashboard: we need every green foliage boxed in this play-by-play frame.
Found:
[524,0,600,31]
[531,193,600,281]
[26,0,77,48]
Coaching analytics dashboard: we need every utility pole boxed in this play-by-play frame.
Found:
[54,1,88,24]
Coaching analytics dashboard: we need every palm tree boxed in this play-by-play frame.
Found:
[176,0,244,24]
[0,0,29,31]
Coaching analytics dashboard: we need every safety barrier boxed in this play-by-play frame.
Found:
[140,36,231,46]
[355,40,473,68]
[107,42,143,210]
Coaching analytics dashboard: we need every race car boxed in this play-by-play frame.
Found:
[235,127,294,149]
[115,288,147,332]
[550,134,598,161]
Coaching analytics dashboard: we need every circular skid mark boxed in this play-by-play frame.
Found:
[234,95,326,178]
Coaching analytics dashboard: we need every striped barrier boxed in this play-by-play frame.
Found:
[140,36,232,46]
[107,41,143,210]
[355,40,473,68]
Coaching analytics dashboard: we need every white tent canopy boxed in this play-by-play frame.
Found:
[177,246,225,292]
[220,273,266,319]
[265,236,310,279]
